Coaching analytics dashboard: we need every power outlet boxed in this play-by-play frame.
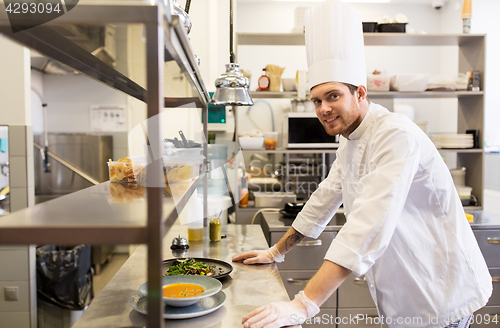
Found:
[4,286,18,301]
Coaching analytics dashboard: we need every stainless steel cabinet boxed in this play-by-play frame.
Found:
[279,270,337,308]
[338,274,375,309]
[270,231,336,270]
[470,306,500,328]
[474,230,500,268]
[337,308,388,328]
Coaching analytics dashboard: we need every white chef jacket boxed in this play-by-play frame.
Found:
[292,103,492,328]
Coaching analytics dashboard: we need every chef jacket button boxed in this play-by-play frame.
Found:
[370,284,374,288]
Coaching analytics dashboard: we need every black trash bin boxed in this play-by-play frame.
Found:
[36,245,93,310]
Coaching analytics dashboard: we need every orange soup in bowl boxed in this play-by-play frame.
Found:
[163,283,204,298]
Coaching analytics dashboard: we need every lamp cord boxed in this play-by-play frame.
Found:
[229,0,235,64]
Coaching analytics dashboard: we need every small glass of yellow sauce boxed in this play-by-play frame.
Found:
[162,283,205,298]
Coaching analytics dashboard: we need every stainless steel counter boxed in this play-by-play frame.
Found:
[72,224,289,328]
[469,211,500,229]
[261,210,500,233]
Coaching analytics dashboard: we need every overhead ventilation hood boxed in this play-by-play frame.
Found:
[31,24,117,74]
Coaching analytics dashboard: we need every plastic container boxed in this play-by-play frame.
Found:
[264,131,278,150]
[362,22,378,33]
[109,182,146,203]
[162,151,204,185]
[390,74,430,92]
[378,23,407,33]
[456,186,472,206]
[238,137,264,150]
[107,156,147,184]
[450,167,466,187]
[187,192,204,241]
[367,73,390,91]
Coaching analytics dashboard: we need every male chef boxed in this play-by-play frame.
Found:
[232,1,492,327]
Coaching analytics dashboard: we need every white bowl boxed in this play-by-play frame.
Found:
[282,78,297,91]
[238,137,264,150]
[139,275,222,307]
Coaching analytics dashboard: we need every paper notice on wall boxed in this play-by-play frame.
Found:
[90,105,126,132]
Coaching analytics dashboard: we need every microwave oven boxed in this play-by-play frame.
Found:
[283,112,340,148]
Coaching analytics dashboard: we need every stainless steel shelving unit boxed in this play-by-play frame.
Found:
[250,90,484,99]
[238,32,486,210]
[0,1,209,327]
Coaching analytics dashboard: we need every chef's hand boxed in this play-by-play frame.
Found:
[232,244,284,264]
[242,291,320,328]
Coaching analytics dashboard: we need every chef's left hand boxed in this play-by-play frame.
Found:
[242,291,319,328]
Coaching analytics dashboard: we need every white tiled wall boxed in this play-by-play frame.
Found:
[0,245,35,328]
[0,312,31,328]
[0,36,36,328]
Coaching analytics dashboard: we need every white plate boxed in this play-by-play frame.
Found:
[139,275,222,307]
[129,290,226,319]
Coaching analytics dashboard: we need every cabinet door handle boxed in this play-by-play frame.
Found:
[287,278,310,285]
[354,276,367,285]
[297,240,322,247]
[492,277,500,283]
[487,238,500,244]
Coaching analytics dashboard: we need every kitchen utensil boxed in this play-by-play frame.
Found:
[171,235,189,250]
[179,130,189,148]
[279,209,297,218]
[163,258,233,279]
[139,275,222,307]
[129,290,226,319]
[284,202,305,213]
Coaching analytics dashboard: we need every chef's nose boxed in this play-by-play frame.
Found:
[319,102,332,115]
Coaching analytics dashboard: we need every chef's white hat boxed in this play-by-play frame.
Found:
[305,0,366,89]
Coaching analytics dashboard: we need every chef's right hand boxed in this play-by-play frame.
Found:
[232,244,284,265]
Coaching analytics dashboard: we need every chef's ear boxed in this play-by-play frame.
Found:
[356,85,367,102]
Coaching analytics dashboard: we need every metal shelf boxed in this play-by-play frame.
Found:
[0,181,197,245]
[437,148,484,153]
[250,91,484,99]
[0,2,210,108]
[242,148,337,154]
[237,33,486,47]
[0,2,210,327]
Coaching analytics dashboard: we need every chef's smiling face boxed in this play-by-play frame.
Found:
[310,82,368,139]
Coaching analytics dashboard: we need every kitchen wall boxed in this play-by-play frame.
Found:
[0,35,37,328]
[231,0,462,172]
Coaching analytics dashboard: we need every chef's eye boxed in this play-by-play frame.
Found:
[329,94,339,100]
[312,99,321,105]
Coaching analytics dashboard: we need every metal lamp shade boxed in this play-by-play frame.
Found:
[211,63,253,106]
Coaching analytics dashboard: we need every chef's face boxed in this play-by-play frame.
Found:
[310,82,367,139]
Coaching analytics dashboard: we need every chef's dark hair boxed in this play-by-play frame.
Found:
[344,83,358,95]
